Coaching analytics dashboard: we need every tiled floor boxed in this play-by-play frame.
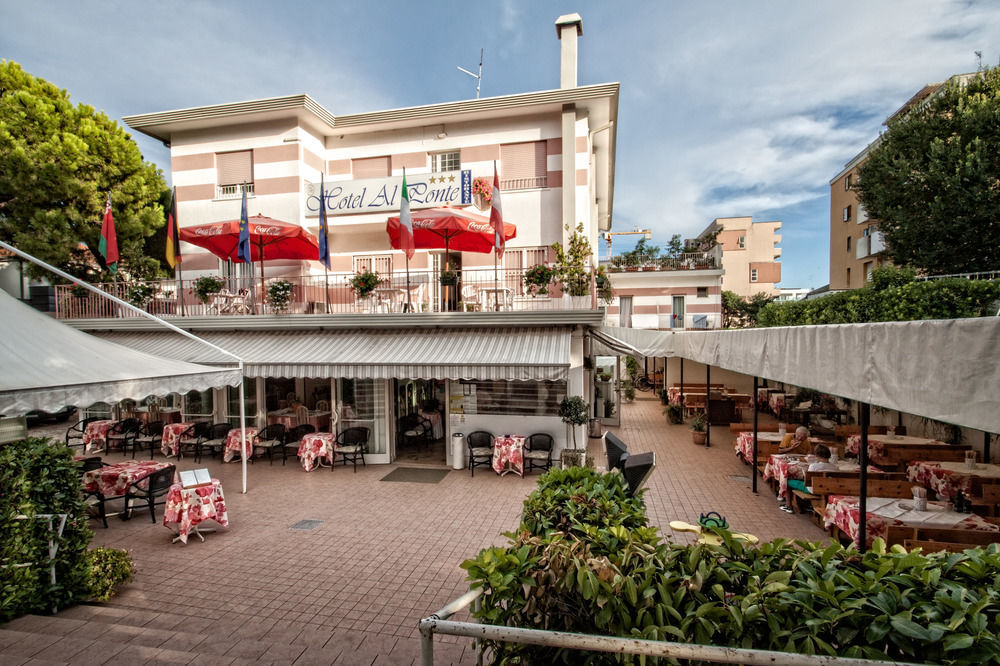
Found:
[10,399,829,663]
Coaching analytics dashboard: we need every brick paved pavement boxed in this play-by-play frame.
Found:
[3,399,829,664]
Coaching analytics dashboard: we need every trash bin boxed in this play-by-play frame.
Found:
[588,418,603,438]
[451,432,465,470]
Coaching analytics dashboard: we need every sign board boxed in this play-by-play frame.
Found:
[305,170,471,217]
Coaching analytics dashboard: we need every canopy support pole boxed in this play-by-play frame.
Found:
[679,359,684,407]
[859,402,870,553]
[705,363,710,448]
[985,432,992,465]
[752,376,759,494]
[258,238,266,315]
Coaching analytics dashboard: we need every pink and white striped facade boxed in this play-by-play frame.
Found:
[604,268,724,330]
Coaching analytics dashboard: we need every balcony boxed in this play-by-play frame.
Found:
[52,267,602,320]
[602,249,721,273]
[855,231,885,259]
[216,182,254,200]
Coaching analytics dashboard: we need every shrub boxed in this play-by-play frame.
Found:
[193,275,225,304]
[85,547,134,602]
[0,438,93,620]
[523,264,556,296]
[349,269,379,297]
[267,279,294,312]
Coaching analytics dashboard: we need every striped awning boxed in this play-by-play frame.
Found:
[94,327,571,381]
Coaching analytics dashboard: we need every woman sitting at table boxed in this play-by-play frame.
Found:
[781,444,838,512]
[778,426,811,454]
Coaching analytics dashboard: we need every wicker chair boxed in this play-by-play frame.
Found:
[257,423,287,465]
[466,430,495,477]
[106,418,142,455]
[66,417,100,450]
[177,421,211,461]
[397,414,433,451]
[131,420,165,459]
[124,465,177,523]
[200,423,234,462]
[524,433,554,474]
[335,427,370,472]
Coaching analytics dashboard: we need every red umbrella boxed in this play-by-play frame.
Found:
[386,207,517,265]
[180,215,319,311]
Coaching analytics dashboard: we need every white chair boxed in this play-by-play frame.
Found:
[461,284,480,311]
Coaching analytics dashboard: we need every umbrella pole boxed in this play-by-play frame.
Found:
[405,252,412,313]
[494,252,499,312]
[259,239,265,315]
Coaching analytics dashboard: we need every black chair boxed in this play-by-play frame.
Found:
[66,417,100,449]
[397,414,433,450]
[131,420,164,459]
[287,423,316,445]
[199,423,234,462]
[257,423,287,465]
[124,465,177,523]
[106,418,142,455]
[335,427,370,472]
[523,433,554,474]
[79,457,118,529]
[466,430,495,477]
[177,421,211,461]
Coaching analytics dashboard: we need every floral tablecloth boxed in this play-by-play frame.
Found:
[668,387,682,405]
[763,454,869,500]
[756,387,770,408]
[492,435,526,477]
[735,431,785,462]
[845,434,947,461]
[906,461,1000,500]
[161,422,195,457]
[82,460,173,497]
[298,432,336,472]
[822,495,999,549]
[83,420,117,454]
[162,479,228,544]
[224,427,258,463]
[768,393,786,415]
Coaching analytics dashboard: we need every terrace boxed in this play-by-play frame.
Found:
[601,247,722,273]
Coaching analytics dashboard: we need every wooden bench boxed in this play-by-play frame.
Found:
[887,524,1000,550]
[810,476,915,500]
[729,422,781,434]
[879,445,970,465]
[834,425,895,439]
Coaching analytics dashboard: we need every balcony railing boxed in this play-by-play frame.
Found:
[603,250,720,272]
[500,176,548,190]
[52,267,601,320]
[216,183,254,200]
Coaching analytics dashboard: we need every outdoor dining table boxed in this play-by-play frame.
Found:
[163,478,228,544]
[223,427,258,463]
[668,387,682,405]
[161,422,194,457]
[906,460,1000,500]
[492,434,526,477]
[479,287,513,311]
[768,392,787,415]
[83,419,117,454]
[762,454,865,501]
[822,495,1000,549]
[298,432,336,472]
[845,434,946,461]
[82,460,173,498]
[734,431,785,462]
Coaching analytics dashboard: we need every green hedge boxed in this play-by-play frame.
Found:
[462,469,1000,664]
[758,268,1000,327]
[0,437,93,620]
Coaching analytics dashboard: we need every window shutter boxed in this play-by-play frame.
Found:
[352,156,390,179]
[216,151,253,186]
[500,141,546,188]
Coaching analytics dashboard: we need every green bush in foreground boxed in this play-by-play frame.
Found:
[85,547,134,602]
[462,469,1000,664]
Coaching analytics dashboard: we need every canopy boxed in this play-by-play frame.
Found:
[0,289,242,415]
[386,207,517,256]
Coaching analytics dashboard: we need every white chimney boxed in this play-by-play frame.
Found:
[555,13,583,89]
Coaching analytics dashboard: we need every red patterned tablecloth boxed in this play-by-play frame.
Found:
[763,454,870,500]
[492,435,526,476]
[822,495,999,549]
[82,460,173,497]
[845,434,949,461]
[906,461,1000,500]
[756,387,770,408]
[298,432,336,472]
[668,387,682,405]
[161,422,195,457]
[735,431,785,462]
[83,420,117,454]
[162,479,228,544]
[768,393,786,415]
[224,427,258,463]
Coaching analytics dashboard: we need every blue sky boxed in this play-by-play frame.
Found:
[3,0,999,289]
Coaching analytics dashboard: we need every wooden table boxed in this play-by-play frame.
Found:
[907,461,1000,500]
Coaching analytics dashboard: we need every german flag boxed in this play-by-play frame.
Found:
[166,186,180,269]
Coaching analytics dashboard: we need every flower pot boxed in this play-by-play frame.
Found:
[473,192,490,211]
[691,430,707,445]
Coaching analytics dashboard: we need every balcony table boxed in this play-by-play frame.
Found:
[478,287,513,311]
[83,419,118,454]
[297,432,337,472]
[822,495,999,549]
[906,461,1000,500]
[224,427,258,463]
[163,479,228,544]
[161,422,195,457]
[492,434,526,477]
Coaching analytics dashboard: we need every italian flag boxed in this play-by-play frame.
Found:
[399,169,415,260]
[98,192,119,273]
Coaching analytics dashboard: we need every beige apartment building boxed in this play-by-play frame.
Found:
[699,216,781,297]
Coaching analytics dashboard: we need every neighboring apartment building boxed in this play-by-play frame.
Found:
[700,216,781,297]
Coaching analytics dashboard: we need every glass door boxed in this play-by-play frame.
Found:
[672,295,686,329]
[594,356,621,426]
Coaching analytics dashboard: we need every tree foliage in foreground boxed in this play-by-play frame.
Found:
[722,290,775,328]
[856,67,1000,275]
[0,60,167,282]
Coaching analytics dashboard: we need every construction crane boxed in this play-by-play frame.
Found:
[603,228,651,259]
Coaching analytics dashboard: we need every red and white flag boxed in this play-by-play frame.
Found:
[490,164,505,258]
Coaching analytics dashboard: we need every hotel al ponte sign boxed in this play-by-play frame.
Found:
[305,170,471,217]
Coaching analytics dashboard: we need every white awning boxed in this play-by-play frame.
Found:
[0,290,242,415]
[94,327,571,381]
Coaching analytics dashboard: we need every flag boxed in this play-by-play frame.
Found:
[237,184,251,263]
[98,192,119,273]
[166,186,181,269]
[490,163,505,258]
[318,175,330,268]
[398,168,415,260]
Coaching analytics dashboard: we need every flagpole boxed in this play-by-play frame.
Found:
[320,175,331,314]
[405,252,412,313]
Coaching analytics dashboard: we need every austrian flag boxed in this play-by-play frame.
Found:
[490,165,504,258]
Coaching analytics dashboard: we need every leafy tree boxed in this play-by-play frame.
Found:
[665,233,684,258]
[855,67,1000,274]
[552,222,594,296]
[722,290,775,328]
[0,61,168,282]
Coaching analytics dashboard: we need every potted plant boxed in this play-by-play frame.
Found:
[267,279,294,312]
[349,269,379,299]
[439,270,458,286]
[194,275,225,304]
[523,264,556,296]
[621,379,636,403]
[603,398,615,419]
[471,176,493,210]
[664,402,684,424]
[127,282,154,309]
[558,395,589,467]
[690,412,707,445]
[658,388,669,405]
[552,223,592,304]
[595,265,614,305]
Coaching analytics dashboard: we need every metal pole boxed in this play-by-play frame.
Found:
[239,360,247,494]
[705,363,711,448]
[324,264,330,314]
[679,359,684,407]
[752,376,759,493]
[493,253,499,311]
[405,253,412,313]
[985,432,991,464]
[859,403,870,553]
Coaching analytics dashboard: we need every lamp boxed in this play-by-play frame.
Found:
[437,125,448,139]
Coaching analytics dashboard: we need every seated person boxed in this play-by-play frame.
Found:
[783,444,838,509]
[778,426,811,454]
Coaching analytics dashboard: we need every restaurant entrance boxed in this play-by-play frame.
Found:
[393,379,447,465]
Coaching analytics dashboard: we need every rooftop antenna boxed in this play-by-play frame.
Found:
[975,50,983,71]
[457,48,483,99]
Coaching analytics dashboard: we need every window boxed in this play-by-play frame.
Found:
[844,174,852,190]
[750,268,758,282]
[431,151,460,173]
[843,205,852,222]
[227,378,257,428]
[352,156,390,179]
[864,261,874,283]
[737,235,746,249]
[216,150,253,199]
[846,236,852,251]
[846,267,851,287]
[500,141,547,189]
[697,287,708,298]
[449,380,567,416]
[354,255,392,277]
